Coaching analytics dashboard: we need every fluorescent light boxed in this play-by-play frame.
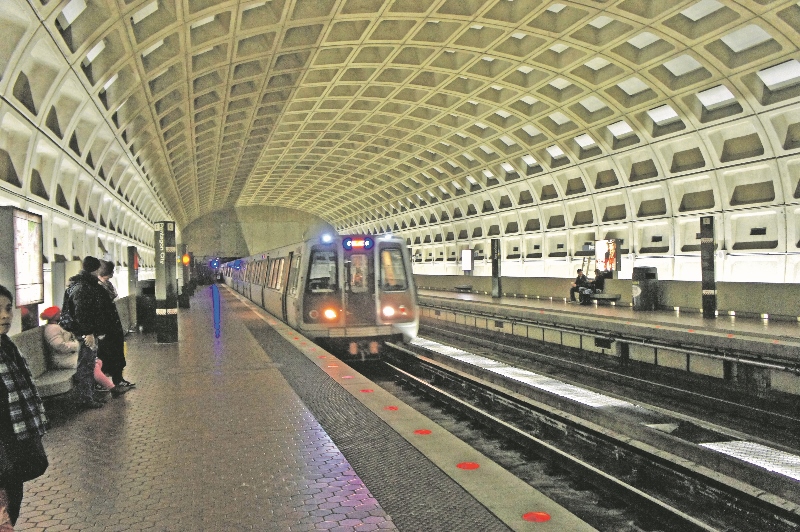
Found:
[102,73,119,91]
[663,54,703,77]
[721,24,772,53]
[628,32,659,50]
[132,1,158,24]
[574,134,596,148]
[546,145,565,158]
[84,40,106,64]
[499,136,515,146]
[521,124,541,136]
[757,60,800,91]
[589,16,613,29]
[618,77,650,96]
[585,57,610,70]
[191,16,215,29]
[697,85,736,111]
[58,0,87,28]
[647,105,680,126]
[141,39,164,58]
[580,96,606,113]
[549,112,570,125]
[607,121,634,139]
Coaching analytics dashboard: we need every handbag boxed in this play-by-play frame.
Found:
[0,436,48,482]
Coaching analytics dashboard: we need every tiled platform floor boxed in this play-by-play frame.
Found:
[16,287,395,531]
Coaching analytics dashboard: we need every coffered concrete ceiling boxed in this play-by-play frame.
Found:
[4,0,800,244]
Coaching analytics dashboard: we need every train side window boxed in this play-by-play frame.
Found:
[260,260,269,285]
[380,248,408,291]
[275,258,285,290]
[307,249,338,293]
[269,260,279,288]
[287,254,301,295]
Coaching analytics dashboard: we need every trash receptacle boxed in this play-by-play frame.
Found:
[632,266,658,311]
[136,279,156,332]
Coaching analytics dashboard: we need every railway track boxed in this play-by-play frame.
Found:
[361,338,800,532]
[420,321,800,450]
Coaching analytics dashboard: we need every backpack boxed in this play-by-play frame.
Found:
[59,284,78,332]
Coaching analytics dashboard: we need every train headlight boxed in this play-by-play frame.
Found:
[382,306,395,317]
[323,308,338,320]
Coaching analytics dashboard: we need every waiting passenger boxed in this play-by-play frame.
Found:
[41,306,79,371]
[569,269,589,303]
[41,306,127,397]
[592,269,607,293]
[96,261,134,390]
[0,284,49,529]
[61,256,112,409]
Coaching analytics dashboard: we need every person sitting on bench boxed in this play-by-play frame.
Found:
[569,269,589,303]
[592,269,610,293]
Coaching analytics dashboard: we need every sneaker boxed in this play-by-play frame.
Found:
[81,400,104,409]
[94,384,110,393]
[118,379,136,388]
[110,385,129,397]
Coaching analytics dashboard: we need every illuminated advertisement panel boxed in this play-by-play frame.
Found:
[461,249,473,272]
[13,209,44,306]
[594,239,619,272]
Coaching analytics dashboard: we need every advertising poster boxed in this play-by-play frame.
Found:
[13,209,44,306]
[594,239,619,272]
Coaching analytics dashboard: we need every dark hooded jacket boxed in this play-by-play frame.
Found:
[62,271,111,337]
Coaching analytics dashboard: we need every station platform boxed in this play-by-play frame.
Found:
[417,289,800,366]
[16,285,590,531]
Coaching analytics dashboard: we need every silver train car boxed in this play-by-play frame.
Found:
[220,234,418,358]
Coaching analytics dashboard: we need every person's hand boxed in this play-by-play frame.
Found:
[84,334,96,349]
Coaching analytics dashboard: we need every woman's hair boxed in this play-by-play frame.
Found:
[0,284,12,303]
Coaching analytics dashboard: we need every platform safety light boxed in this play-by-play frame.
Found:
[181,253,190,266]
[343,236,374,251]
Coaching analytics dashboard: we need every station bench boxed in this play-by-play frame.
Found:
[590,293,622,304]
[12,326,75,398]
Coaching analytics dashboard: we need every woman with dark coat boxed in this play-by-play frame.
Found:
[96,261,134,389]
[0,284,49,529]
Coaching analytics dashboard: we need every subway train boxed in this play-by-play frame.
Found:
[220,233,418,358]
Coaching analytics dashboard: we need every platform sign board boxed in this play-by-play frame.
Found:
[700,216,716,319]
[0,207,44,309]
[127,246,138,296]
[491,238,501,298]
[154,222,178,343]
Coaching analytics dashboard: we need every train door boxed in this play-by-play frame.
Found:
[344,246,375,326]
[281,252,293,322]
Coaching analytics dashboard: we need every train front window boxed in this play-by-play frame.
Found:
[380,248,408,291]
[307,250,338,293]
[347,254,372,294]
